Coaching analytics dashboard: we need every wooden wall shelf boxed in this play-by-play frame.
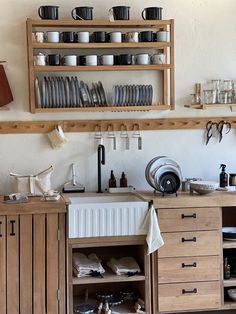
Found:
[1,117,236,134]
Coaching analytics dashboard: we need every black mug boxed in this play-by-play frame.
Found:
[48,54,61,66]
[139,31,154,42]
[91,31,107,43]
[38,5,59,20]
[62,31,75,43]
[78,55,86,66]
[109,6,130,20]
[142,7,163,20]
[119,54,133,65]
[71,6,93,20]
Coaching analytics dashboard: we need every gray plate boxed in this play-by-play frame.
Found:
[74,77,81,107]
[35,77,41,108]
[98,81,107,106]
[65,77,70,107]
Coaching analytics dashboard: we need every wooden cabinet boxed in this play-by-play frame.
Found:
[67,236,151,314]
[155,206,222,313]
[26,19,175,113]
[0,198,66,314]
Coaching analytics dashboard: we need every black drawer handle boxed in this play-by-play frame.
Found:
[0,221,2,237]
[10,220,16,236]
[182,262,197,268]
[181,213,196,219]
[182,288,197,295]
[182,237,196,243]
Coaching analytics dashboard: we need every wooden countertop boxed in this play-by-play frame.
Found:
[138,190,236,209]
[0,195,66,215]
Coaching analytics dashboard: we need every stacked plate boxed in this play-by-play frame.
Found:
[113,85,153,106]
[35,77,107,108]
[145,156,182,194]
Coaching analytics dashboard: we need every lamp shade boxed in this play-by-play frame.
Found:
[0,64,13,107]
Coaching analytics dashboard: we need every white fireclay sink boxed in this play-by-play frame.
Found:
[67,193,149,238]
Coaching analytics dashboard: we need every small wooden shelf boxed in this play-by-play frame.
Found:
[32,42,171,49]
[222,301,236,310]
[33,64,171,72]
[28,18,172,28]
[72,271,146,285]
[223,241,236,249]
[224,279,236,287]
[185,103,236,112]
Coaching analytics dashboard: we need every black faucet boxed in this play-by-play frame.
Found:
[97,144,105,193]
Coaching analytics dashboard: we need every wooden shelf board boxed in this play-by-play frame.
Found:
[34,105,170,113]
[223,241,236,249]
[185,104,236,111]
[72,272,146,285]
[224,279,236,287]
[33,64,171,72]
[32,42,170,49]
[28,18,173,28]
[222,301,236,310]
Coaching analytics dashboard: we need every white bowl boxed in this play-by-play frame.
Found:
[227,289,236,301]
[190,181,218,195]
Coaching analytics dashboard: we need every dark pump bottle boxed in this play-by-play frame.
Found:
[219,164,228,188]
[109,170,117,188]
[120,172,128,187]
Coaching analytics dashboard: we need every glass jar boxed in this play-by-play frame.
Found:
[203,90,214,104]
[229,174,236,186]
[219,91,228,104]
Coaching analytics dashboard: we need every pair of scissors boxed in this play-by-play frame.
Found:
[217,120,231,143]
[205,121,218,145]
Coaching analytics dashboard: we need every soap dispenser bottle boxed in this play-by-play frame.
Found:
[120,172,128,187]
[219,164,228,188]
[109,170,117,188]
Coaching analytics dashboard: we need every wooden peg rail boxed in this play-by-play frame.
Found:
[0,117,236,134]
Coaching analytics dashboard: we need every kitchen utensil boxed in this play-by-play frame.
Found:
[155,171,181,194]
[189,180,218,195]
[107,124,116,150]
[132,124,142,150]
[205,121,218,145]
[217,120,231,143]
[109,6,130,20]
[142,7,163,20]
[120,124,129,150]
[63,163,85,193]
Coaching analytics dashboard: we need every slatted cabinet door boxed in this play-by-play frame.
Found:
[0,216,6,314]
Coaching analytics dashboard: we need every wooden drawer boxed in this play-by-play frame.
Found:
[158,230,220,258]
[158,281,221,312]
[158,256,221,284]
[158,207,221,232]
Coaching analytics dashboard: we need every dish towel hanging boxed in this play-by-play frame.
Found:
[141,204,164,255]
[0,64,13,107]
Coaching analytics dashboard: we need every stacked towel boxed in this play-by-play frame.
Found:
[73,253,105,277]
[107,257,141,275]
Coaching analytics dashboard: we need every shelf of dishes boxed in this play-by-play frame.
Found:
[33,65,170,71]
[34,76,166,111]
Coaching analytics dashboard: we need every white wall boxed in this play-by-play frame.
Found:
[0,0,236,194]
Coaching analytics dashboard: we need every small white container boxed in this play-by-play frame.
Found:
[46,31,60,43]
[85,55,97,66]
[77,31,90,43]
[101,54,114,66]
[33,53,46,66]
[156,30,168,42]
[135,53,150,65]
[152,53,166,64]
[109,31,122,43]
[32,32,45,43]
[63,55,77,66]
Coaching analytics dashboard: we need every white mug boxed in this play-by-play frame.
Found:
[46,31,60,43]
[126,31,139,43]
[32,32,44,43]
[101,54,114,66]
[77,31,90,43]
[63,55,77,66]
[33,53,46,66]
[109,32,122,43]
[135,53,150,65]
[85,55,97,66]
[156,31,168,42]
[152,53,166,64]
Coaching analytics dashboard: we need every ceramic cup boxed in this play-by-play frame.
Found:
[135,53,150,65]
[101,54,114,66]
[46,31,60,43]
[142,7,163,20]
[71,6,93,20]
[139,31,154,42]
[156,30,168,42]
[76,31,90,43]
[48,54,61,66]
[152,53,166,64]
[62,55,77,66]
[78,55,86,65]
[32,32,44,43]
[62,31,75,43]
[108,31,122,43]
[119,54,133,65]
[85,55,97,66]
[126,31,139,43]
[91,31,107,43]
[38,5,59,20]
[33,53,46,66]
[109,6,130,20]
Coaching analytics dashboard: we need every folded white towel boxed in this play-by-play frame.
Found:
[141,204,164,255]
[107,256,141,275]
[73,253,105,277]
